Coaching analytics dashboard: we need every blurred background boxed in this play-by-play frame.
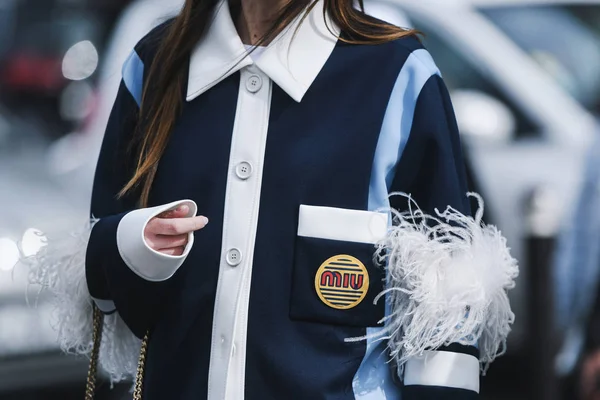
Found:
[0,0,599,398]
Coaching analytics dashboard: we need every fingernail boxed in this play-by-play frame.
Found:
[202,216,209,225]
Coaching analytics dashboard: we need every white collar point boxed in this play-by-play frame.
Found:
[186,0,339,102]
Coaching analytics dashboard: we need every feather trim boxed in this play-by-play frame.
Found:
[19,218,140,383]
[347,192,518,374]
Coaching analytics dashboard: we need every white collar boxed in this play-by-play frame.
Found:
[244,44,266,61]
[186,0,340,103]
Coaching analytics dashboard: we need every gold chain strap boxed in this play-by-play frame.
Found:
[85,305,103,400]
[84,304,150,400]
[133,332,150,400]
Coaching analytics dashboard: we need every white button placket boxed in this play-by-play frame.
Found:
[207,65,272,400]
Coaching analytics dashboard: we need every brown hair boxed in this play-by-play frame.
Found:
[119,0,417,207]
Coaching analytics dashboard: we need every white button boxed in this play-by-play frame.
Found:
[246,75,262,93]
[226,248,242,266]
[235,161,253,180]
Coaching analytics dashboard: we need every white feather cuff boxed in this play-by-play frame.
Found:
[20,219,140,383]
[348,193,518,374]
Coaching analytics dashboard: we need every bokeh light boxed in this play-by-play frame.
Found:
[61,40,99,81]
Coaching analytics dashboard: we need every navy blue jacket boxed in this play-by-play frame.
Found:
[85,2,479,399]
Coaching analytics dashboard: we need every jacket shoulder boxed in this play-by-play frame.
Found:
[383,34,440,80]
[132,18,175,65]
[357,10,428,60]
[341,14,436,78]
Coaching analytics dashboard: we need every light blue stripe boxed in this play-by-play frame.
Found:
[353,49,439,399]
[367,49,440,213]
[122,50,145,106]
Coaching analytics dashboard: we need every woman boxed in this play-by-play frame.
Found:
[30,0,518,398]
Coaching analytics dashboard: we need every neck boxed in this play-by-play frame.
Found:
[234,0,290,45]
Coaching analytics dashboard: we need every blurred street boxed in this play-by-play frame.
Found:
[0,121,89,398]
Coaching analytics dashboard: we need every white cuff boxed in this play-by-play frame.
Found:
[117,199,198,281]
[92,297,116,313]
[404,350,480,393]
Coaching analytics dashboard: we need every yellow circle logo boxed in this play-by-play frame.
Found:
[315,255,369,310]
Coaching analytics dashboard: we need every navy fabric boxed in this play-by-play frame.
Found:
[389,74,471,217]
[86,22,189,339]
[88,211,179,338]
[85,24,478,400]
[244,38,417,400]
[402,386,480,400]
[85,80,180,338]
[438,343,480,359]
[387,74,478,399]
[86,214,125,302]
[141,72,241,399]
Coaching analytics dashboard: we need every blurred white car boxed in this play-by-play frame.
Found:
[470,0,600,116]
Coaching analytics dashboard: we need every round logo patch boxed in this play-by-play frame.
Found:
[315,255,369,310]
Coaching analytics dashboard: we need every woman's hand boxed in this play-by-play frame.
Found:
[144,204,208,256]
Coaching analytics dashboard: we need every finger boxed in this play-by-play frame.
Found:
[146,214,203,235]
[157,204,190,219]
[145,234,188,250]
[149,216,208,235]
[158,246,185,256]
[148,216,209,236]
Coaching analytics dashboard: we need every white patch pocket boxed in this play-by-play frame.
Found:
[290,205,388,327]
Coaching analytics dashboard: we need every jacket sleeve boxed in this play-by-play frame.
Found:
[85,50,193,338]
[385,73,516,399]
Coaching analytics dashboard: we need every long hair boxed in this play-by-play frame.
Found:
[119,0,418,207]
